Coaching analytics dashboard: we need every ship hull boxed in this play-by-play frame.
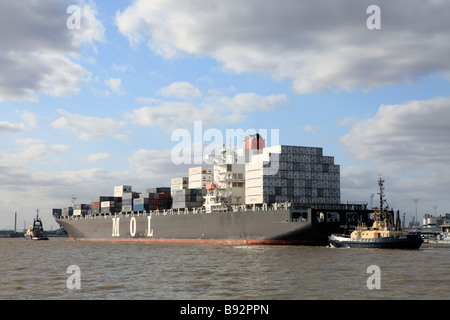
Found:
[328,234,423,249]
[57,207,372,246]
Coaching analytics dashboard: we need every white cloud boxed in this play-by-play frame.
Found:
[0,0,104,101]
[105,77,126,95]
[339,96,450,216]
[297,125,320,133]
[72,1,106,50]
[87,153,112,163]
[20,110,37,129]
[340,97,450,169]
[128,145,205,181]
[0,111,37,134]
[127,92,288,131]
[0,165,125,229]
[116,0,450,94]
[0,121,25,134]
[51,109,127,141]
[135,96,162,104]
[157,81,202,99]
[0,139,68,167]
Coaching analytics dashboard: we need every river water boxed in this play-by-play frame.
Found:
[1,238,449,301]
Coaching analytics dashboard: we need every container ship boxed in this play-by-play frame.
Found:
[54,134,372,245]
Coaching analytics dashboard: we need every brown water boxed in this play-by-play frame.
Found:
[1,238,449,300]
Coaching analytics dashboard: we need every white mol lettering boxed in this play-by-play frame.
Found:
[130,217,136,237]
[147,216,154,237]
[112,217,120,237]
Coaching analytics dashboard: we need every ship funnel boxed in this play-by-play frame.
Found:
[244,133,265,150]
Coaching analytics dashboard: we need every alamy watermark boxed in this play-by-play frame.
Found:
[366,265,381,289]
[66,265,81,290]
[367,5,381,30]
[171,121,279,169]
[66,5,81,30]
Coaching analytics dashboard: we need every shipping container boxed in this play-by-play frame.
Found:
[122,192,140,200]
[146,187,171,194]
[52,209,62,217]
[122,205,133,212]
[171,177,189,185]
[114,185,132,197]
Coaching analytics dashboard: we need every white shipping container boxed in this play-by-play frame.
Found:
[101,201,116,208]
[114,185,132,197]
[171,177,189,185]
[189,166,213,175]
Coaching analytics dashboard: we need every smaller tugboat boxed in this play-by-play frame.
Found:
[329,178,423,249]
[24,210,49,241]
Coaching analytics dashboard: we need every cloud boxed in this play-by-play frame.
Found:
[340,97,450,169]
[0,139,68,167]
[157,81,202,99]
[20,110,37,128]
[105,77,126,95]
[0,0,104,101]
[0,165,125,228]
[51,109,127,140]
[339,96,450,215]
[127,92,289,131]
[87,153,112,163]
[297,125,320,133]
[0,110,37,134]
[0,121,25,134]
[135,96,162,104]
[128,144,207,182]
[116,0,450,94]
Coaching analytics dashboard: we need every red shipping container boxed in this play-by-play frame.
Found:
[91,202,100,209]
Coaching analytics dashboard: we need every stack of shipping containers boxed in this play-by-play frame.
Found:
[171,177,189,195]
[62,207,73,217]
[122,192,140,212]
[188,166,213,190]
[245,145,340,205]
[73,204,90,217]
[133,187,172,212]
[172,188,204,209]
[100,197,122,214]
[114,185,132,197]
[91,196,122,215]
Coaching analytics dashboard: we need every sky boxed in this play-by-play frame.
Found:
[1,0,450,230]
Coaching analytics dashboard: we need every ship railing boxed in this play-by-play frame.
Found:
[59,201,367,221]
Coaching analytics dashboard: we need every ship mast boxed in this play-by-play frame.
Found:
[378,177,385,211]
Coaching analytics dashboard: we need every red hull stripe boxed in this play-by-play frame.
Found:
[68,237,315,245]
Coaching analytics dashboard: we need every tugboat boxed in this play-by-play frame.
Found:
[329,178,423,249]
[24,210,49,241]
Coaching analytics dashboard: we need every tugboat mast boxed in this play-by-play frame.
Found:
[378,177,385,211]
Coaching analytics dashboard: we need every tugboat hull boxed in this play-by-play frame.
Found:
[24,235,49,241]
[329,234,423,249]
